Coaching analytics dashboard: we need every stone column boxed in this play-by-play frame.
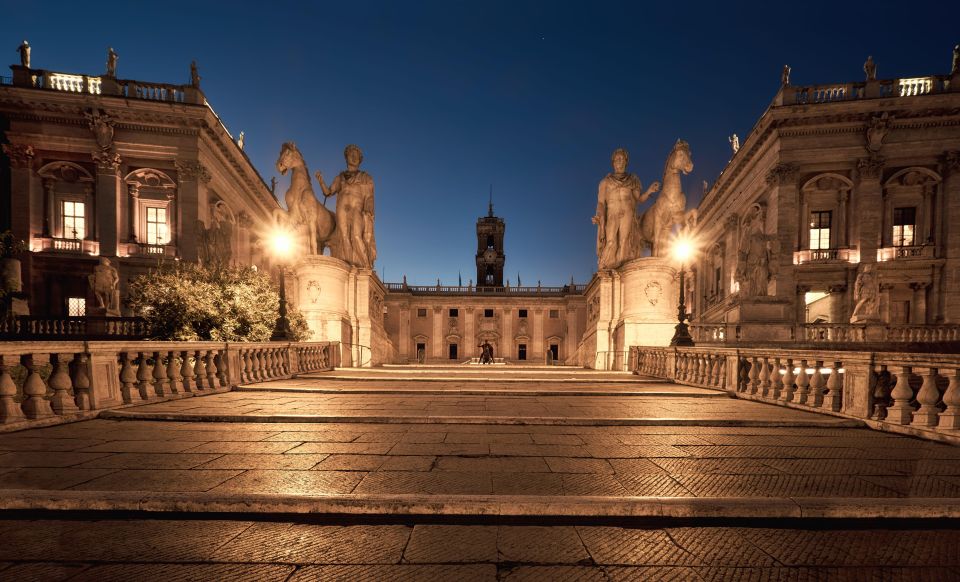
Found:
[174,159,209,262]
[502,308,512,360]
[94,154,122,256]
[837,189,848,246]
[565,306,578,364]
[464,307,475,358]
[2,144,35,243]
[941,152,960,321]
[910,282,929,325]
[431,306,443,359]
[399,305,410,360]
[42,178,55,237]
[856,156,885,265]
[532,308,544,358]
[829,284,847,323]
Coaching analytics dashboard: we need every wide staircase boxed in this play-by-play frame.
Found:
[1,364,959,578]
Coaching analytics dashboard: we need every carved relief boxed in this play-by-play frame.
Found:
[865,113,891,153]
[369,291,384,324]
[644,281,663,306]
[306,280,321,303]
[175,159,211,184]
[857,155,885,179]
[2,143,35,168]
[735,204,778,297]
[198,201,234,267]
[588,296,600,323]
[765,163,798,186]
[86,109,122,173]
[850,264,880,323]
[943,151,960,174]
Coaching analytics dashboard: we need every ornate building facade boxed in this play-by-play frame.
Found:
[1,57,280,318]
[689,62,960,344]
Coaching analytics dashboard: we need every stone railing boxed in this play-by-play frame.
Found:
[630,345,960,442]
[384,283,587,296]
[9,66,204,105]
[877,244,935,261]
[0,340,338,427]
[801,323,867,343]
[793,248,854,264]
[885,325,960,342]
[788,74,951,105]
[689,323,960,345]
[0,316,151,340]
[690,323,731,343]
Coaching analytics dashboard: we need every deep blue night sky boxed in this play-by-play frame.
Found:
[3,1,957,284]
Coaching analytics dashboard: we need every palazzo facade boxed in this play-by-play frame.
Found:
[688,62,960,344]
[1,58,279,318]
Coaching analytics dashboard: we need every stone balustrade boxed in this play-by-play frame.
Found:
[801,324,866,343]
[384,282,586,296]
[689,323,960,345]
[788,74,950,105]
[0,341,338,427]
[0,316,150,340]
[631,344,960,441]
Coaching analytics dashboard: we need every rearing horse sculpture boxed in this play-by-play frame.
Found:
[275,142,336,255]
[638,140,696,257]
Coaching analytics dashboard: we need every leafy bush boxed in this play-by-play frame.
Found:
[128,262,310,342]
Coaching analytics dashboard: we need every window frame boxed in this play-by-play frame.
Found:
[808,210,832,250]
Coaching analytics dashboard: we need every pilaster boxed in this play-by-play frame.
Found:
[767,163,799,302]
[532,308,544,357]
[94,152,122,257]
[941,152,960,321]
[431,306,443,358]
[856,155,885,266]
[2,144,35,242]
[174,159,210,262]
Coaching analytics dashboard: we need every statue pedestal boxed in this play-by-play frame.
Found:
[292,255,393,367]
[585,257,678,370]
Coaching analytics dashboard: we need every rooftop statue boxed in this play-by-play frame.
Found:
[275,142,337,256]
[316,145,377,269]
[190,60,201,88]
[106,47,118,77]
[592,148,660,270]
[729,133,740,153]
[16,40,29,68]
[781,64,791,86]
[864,55,877,81]
[637,140,696,257]
[952,44,959,76]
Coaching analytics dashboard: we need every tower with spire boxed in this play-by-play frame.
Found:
[475,187,505,287]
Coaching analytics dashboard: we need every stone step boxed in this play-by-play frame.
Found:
[234,386,729,397]
[1,489,954,519]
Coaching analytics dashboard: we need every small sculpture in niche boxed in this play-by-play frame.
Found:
[88,258,121,316]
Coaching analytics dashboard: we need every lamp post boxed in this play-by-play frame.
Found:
[270,232,293,341]
[670,238,695,347]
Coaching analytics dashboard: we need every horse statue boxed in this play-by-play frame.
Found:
[275,142,337,255]
[637,139,696,257]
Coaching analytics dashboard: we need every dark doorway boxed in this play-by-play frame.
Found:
[518,344,527,361]
[550,344,559,362]
[449,343,458,360]
[416,342,426,363]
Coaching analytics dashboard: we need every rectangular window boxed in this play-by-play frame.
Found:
[893,207,917,247]
[714,266,722,295]
[549,309,559,319]
[146,206,168,245]
[808,211,832,250]
[417,308,427,317]
[518,343,527,361]
[484,308,493,318]
[518,309,528,318]
[449,308,458,317]
[67,297,86,317]
[62,201,85,239]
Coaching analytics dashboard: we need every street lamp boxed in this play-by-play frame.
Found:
[270,230,293,341]
[670,236,695,347]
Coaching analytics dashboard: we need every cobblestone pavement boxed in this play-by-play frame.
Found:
[0,518,958,580]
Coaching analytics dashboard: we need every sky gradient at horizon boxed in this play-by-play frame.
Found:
[3,1,957,284]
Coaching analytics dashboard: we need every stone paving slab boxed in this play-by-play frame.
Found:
[0,519,959,579]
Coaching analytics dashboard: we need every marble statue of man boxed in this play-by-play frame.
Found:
[106,47,118,77]
[88,257,120,316]
[781,64,791,86]
[850,263,880,323]
[864,55,877,81]
[190,60,201,88]
[316,144,377,268]
[16,40,30,68]
[593,148,659,270]
[729,134,740,153]
[952,44,959,76]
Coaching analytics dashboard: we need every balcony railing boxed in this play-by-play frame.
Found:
[132,243,176,257]
[877,245,934,261]
[789,75,949,105]
[0,316,150,340]
[383,283,587,296]
[793,248,854,264]
[34,236,99,255]
[10,67,203,105]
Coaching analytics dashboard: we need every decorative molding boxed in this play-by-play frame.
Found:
[1,143,34,168]
[174,159,211,184]
[857,154,886,179]
[765,163,798,186]
[92,149,122,174]
[943,151,960,173]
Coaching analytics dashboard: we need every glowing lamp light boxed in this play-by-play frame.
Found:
[270,231,293,259]
[673,237,695,263]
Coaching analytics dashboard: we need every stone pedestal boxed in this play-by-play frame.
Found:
[293,255,392,367]
[587,257,678,370]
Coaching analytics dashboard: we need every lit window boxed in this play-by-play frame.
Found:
[145,207,168,245]
[809,211,832,250]
[893,207,916,247]
[67,297,86,316]
[62,201,85,239]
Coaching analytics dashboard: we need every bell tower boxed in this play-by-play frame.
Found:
[475,195,505,287]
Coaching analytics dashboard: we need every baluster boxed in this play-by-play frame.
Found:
[267,348,277,378]
[824,361,843,412]
[152,351,170,397]
[780,358,796,402]
[808,361,825,408]
[912,367,942,427]
[71,353,92,410]
[712,355,723,388]
[871,366,890,420]
[214,350,228,387]
[256,349,267,381]
[769,357,783,400]
[886,365,916,425]
[119,352,140,403]
[938,368,960,429]
[241,349,252,384]
[206,351,218,389]
[48,353,80,415]
[697,354,707,384]
[737,356,749,392]
[180,350,195,393]
[21,353,54,418]
[758,356,771,397]
[0,355,26,423]
[193,350,207,391]
[747,356,760,395]
[166,350,181,395]
[793,359,810,404]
